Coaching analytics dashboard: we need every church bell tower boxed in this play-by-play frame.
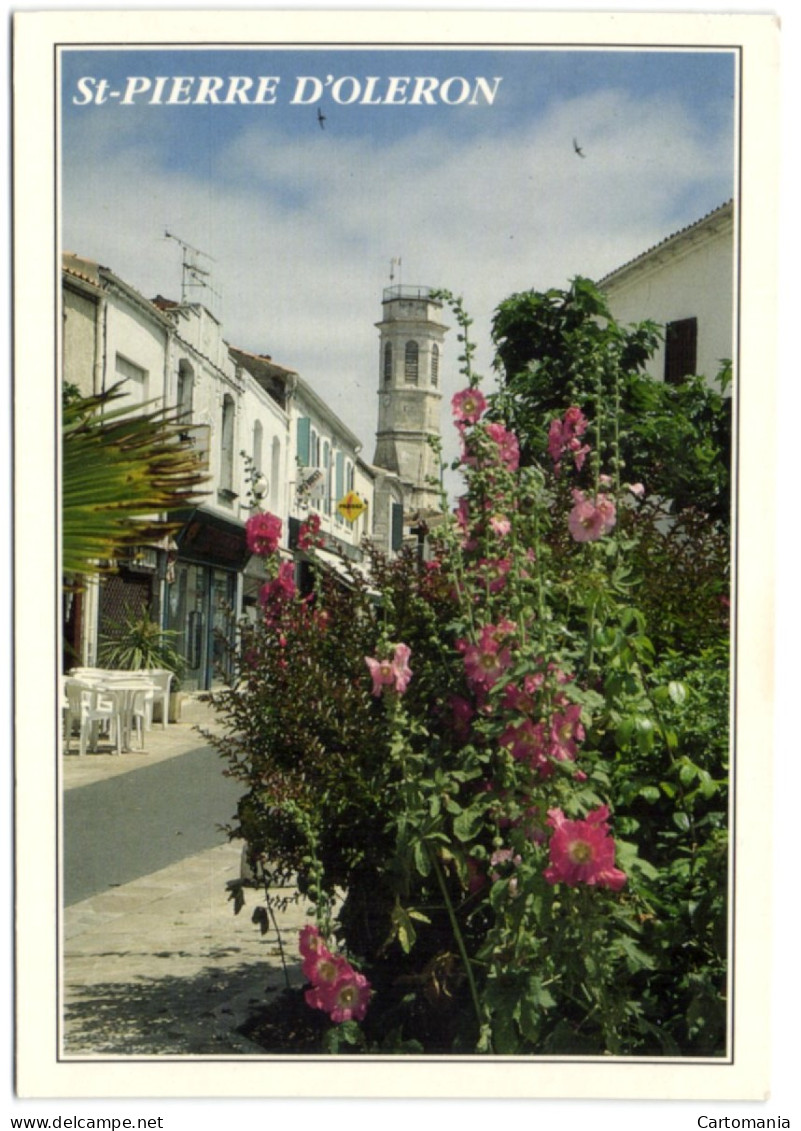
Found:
[373,284,448,516]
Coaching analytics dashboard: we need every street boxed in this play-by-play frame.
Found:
[63,743,244,905]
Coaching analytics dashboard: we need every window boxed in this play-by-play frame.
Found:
[297,417,311,466]
[335,452,345,523]
[114,354,148,411]
[431,343,440,387]
[664,317,698,385]
[176,360,194,420]
[271,436,281,511]
[219,394,235,497]
[391,502,404,552]
[383,341,393,384]
[323,441,331,515]
[252,421,263,474]
[404,341,419,385]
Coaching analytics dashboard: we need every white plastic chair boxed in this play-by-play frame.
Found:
[145,669,175,729]
[64,678,121,756]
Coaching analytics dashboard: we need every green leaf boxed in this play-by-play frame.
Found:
[673,811,691,833]
[413,840,431,877]
[668,680,688,706]
[453,804,485,843]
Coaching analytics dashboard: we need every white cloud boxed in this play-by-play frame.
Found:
[62,83,733,462]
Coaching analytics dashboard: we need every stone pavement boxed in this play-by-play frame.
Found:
[62,695,310,1056]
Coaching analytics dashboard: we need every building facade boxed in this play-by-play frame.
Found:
[62,253,406,688]
[599,200,735,387]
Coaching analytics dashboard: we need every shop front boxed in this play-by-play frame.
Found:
[165,509,249,691]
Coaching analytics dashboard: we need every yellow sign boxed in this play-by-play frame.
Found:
[337,490,367,523]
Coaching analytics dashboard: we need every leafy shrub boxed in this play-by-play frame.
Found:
[209,287,729,1056]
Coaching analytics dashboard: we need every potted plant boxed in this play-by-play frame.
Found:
[98,614,186,722]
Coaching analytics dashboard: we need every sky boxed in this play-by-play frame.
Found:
[60,45,736,464]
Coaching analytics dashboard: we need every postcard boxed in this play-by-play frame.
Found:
[12,6,781,1104]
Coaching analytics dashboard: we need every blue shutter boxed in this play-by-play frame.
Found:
[296,417,311,466]
[335,452,344,501]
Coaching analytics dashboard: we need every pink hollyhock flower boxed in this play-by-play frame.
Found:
[327,969,372,1023]
[298,512,323,550]
[450,695,475,741]
[501,672,545,715]
[259,560,297,609]
[596,495,617,534]
[365,655,397,696]
[490,514,512,537]
[568,437,591,470]
[563,405,588,434]
[543,806,627,891]
[303,948,349,989]
[548,407,590,472]
[460,624,513,691]
[246,511,282,556]
[485,422,520,471]
[391,643,413,694]
[549,704,585,763]
[365,643,413,697]
[475,557,511,594]
[500,719,551,775]
[568,491,606,542]
[626,482,645,499]
[567,490,617,542]
[489,848,522,885]
[547,418,565,465]
[452,387,488,425]
[299,924,326,959]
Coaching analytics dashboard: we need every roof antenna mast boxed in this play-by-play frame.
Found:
[165,230,221,310]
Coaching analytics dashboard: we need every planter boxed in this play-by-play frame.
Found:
[169,691,185,723]
[151,690,185,724]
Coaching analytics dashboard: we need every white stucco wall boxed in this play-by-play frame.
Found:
[62,284,100,395]
[602,211,734,386]
[104,289,171,410]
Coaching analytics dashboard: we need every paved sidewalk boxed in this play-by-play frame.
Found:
[62,695,311,1056]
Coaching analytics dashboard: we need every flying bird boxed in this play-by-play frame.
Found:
[573,138,585,158]
[317,107,326,130]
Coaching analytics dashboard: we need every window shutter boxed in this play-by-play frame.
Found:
[296,416,311,466]
[335,451,344,500]
[405,341,419,384]
[664,318,698,385]
[391,503,404,551]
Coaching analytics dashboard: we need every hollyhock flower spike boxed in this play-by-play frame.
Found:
[245,511,282,556]
[549,406,590,472]
[298,512,323,550]
[485,422,520,471]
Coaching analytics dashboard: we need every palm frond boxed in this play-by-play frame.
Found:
[62,383,210,577]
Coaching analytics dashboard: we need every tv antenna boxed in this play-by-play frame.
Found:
[165,230,221,310]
